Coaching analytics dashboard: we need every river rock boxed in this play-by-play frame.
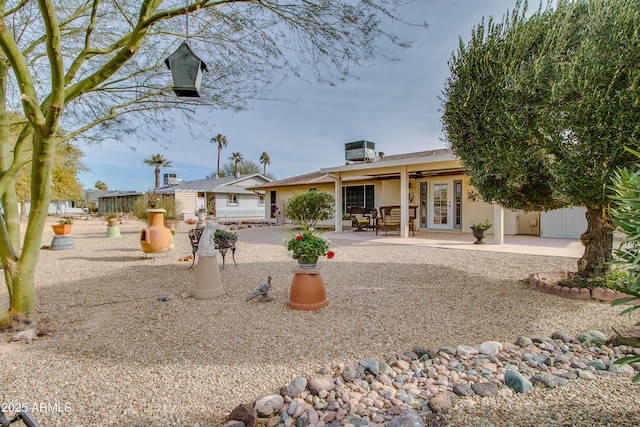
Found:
[255,394,284,417]
[505,370,533,393]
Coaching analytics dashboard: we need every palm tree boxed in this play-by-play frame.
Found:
[211,133,228,178]
[229,152,244,176]
[143,154,172,188]
[259,152,271,175]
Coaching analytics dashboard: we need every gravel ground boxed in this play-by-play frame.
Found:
[0,218,638,426]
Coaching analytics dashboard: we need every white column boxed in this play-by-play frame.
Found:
[334,174,343,234]
[400,166,409,238]
[493,204,504,244]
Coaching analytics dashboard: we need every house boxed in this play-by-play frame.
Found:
[154,174,272,220]
[252,146,586,241]
[97,190,140,214]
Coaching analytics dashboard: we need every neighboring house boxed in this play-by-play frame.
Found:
[154,174,272,220]
[98,190,140,214]
[252,147,586,241]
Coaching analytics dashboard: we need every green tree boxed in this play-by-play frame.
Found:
[219,159,261,178]
[259,152,271,175]
[211,133,228,178]
[94,181,108,191]
[285,191,335,230]
[0,0,419,328]
[143,154,172,189]
[229,152,244,176]
[441,0,640,278]
[15,143,87,219]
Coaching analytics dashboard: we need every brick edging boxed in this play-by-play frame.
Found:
[527,271,633,303]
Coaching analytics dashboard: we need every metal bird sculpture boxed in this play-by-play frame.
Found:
[246,276,273,302]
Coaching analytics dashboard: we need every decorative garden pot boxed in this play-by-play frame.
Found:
[471,227,488,244]
[164,219,176,230]
[106,224,121,238]
[192,221,224,299]
[140,209,172,254]
[288,267,328,311]
[107,218,118,226]
[297,257,319,270]
[52,224,72,235]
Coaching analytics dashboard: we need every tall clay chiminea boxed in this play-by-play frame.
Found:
[140,209,172,254]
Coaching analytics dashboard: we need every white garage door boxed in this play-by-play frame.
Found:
[540,207,587,239]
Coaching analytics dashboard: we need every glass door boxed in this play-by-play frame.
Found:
[431,182,452,229]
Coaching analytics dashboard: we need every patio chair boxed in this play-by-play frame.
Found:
[375,205,417,236]
[349,206,371,231]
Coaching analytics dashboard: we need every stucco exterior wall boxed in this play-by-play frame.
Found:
[215,193,265,218]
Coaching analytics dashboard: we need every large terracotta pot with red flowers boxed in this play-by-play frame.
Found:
[284,230,335,311]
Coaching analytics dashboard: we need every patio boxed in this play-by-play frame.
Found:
[329,228,585,258]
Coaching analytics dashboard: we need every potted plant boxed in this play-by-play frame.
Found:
[470,219,493,244]
[147,194,162,209]
[284,231,334,269]
[52,218,73,235]
[161,197,180,231]
[214,229,238,269]
[283,191,335,311]
[106,212,118,226]
[342,213,352,228]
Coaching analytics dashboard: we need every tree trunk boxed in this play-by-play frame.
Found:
[577,205,613,277]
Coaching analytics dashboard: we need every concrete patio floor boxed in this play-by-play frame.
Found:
[329,228,585,258]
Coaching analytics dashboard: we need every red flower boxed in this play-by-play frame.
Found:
[326,251,335,259]
[296,235,303,241]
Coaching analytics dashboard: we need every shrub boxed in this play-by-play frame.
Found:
[285,191,334,229]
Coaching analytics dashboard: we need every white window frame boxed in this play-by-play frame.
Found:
[258,195,265,206]
[227,194,238,206]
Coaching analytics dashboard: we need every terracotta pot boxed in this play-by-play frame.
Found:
[164,219,176,230]
[288,269,328,311]
[52,224,72,235]
[107,218,118,226]
[140,209,172,254]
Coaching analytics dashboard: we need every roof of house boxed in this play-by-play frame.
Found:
[251,148,459,189]
[152,174,270,194]
[249,171,374,189]
[375,148,453,162]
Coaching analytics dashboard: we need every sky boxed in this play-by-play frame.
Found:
[78,0,521,192]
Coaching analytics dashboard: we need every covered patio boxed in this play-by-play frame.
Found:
[328,228,585,258]
[323,149,514,242]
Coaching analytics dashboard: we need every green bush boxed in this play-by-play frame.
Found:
[132,196,147,220]
[285,191,335,230]
[609,147,640,381]
[161,196,182,220]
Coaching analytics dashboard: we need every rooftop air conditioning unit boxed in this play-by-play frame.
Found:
[345,140,376,162]
[164,173,178,186]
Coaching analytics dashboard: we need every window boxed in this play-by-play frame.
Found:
[228,194,238,205]
[342,185,375,213]
[259,195,265,206]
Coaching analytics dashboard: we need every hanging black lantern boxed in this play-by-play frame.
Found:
[164,41,208,97]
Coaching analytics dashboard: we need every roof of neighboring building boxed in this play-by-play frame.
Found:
[152,174,271,194]
[97,190,140,199]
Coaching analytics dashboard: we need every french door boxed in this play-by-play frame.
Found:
[420,181,461,230]
[431,182,451,229]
